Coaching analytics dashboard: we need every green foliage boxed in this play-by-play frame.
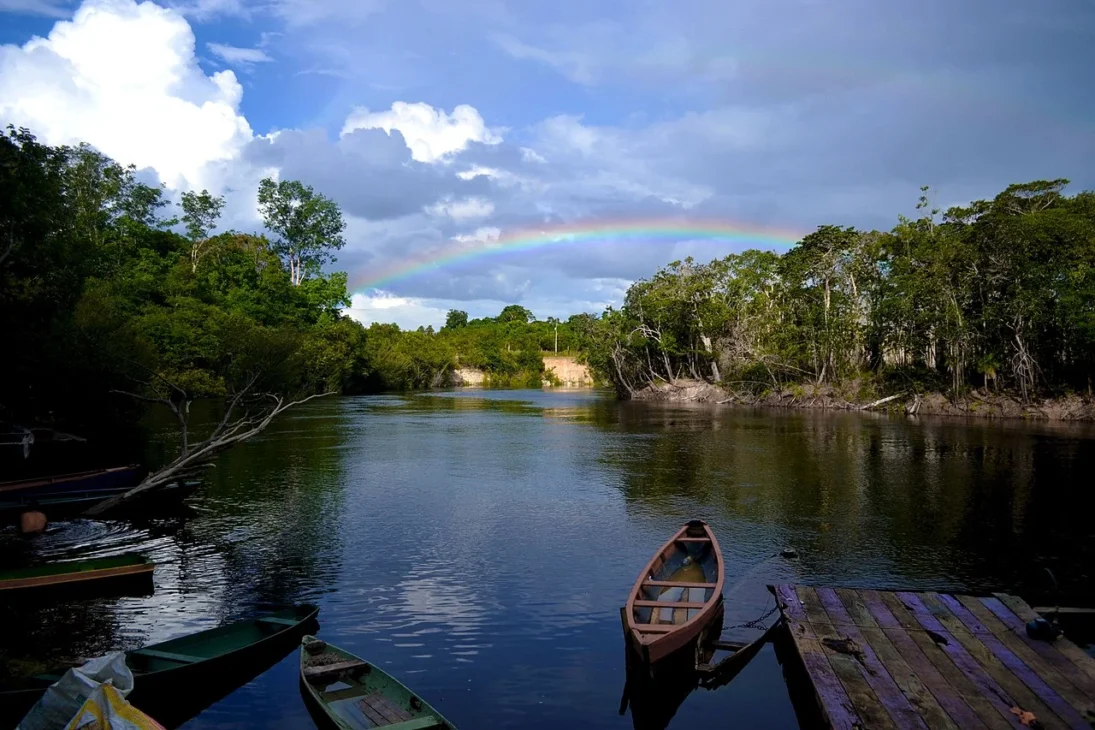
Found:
[1,128,367,435]
[444,309,468,330]
[582,180,1095,401]
[256,177,346,286]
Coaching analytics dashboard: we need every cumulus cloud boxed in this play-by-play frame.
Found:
[451,226,501,246]
[427,196,494,221]
[341,101,502,163]
[0,0,252,189]
[207,42,272,66]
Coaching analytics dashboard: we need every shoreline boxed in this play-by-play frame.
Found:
[629,379,1095,421]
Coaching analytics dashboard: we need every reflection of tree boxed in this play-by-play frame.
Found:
[602,404,1095,600]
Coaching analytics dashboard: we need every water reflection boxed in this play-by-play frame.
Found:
[2,391,1092,729]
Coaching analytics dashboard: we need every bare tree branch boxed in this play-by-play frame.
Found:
[85,390,335,515]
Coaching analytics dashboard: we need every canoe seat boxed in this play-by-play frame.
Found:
[130,648,202,664]
[257,616,299,627]
[356,691,414,725]
[642,580,716,589]
[631,625,677,633]
[304,659,368,681]
[633,600,707,609]
[674,537,711,542]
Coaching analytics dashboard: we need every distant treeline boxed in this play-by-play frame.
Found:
[577,182,1095,401]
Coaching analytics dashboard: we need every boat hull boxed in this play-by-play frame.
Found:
[0,604,319,727]
[0,553,153,592]
[624,519,725,665]
[0,465,143,499]
[299,636,456,729]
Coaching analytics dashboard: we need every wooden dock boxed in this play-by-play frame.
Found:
[770,585,1095,729]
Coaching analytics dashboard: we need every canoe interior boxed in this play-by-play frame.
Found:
[301,637,449,729]
[632,539,718,627]
[0,553,150,583]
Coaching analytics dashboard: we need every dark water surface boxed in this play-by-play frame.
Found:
[4,390,1095,729]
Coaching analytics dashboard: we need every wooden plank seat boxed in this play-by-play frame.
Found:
[356,691,413,725]
[130,648,203,664]
[642,580,716,588]
[303,659,368,681]
[674,536,711,542]
[633,600,708,609]
[630,625,677,633]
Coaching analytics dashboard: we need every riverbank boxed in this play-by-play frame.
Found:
[630,379,1095,420]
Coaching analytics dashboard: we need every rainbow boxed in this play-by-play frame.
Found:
[350,218,806,292]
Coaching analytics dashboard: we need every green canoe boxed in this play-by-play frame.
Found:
[1,604,319,727]
[299,636,456,730]
[0,553,153,592]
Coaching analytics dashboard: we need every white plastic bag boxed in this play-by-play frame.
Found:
[17,652,134,730]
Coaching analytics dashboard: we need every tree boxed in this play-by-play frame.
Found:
[444,309,468,330]
[257,178,346,286]
[498,304,533,323]
[180,189,225,272]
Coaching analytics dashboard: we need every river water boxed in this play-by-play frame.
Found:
[3,390,1094,729]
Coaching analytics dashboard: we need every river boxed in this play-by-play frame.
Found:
[3,390,1094,729]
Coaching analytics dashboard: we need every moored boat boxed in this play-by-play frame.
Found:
[0,465,143,499]
[0,604,320,726]
[0,552,153,592]
[624,519,725,664]
[299,636,456,729]
[0,479,199,520]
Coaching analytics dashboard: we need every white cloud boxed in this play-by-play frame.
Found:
[427,196,494,221]
[345,291,452,330]
[207,42,272,66]
[0,0,252,189]
[341,101,501,163]
[451,226,501,246]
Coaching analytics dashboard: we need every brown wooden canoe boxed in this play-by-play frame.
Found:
[624,519,724,664]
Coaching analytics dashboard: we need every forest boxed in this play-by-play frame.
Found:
[0,127,571,465]
[578,183,1095,406]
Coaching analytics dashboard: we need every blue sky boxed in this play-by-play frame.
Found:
[2,0,1093,328]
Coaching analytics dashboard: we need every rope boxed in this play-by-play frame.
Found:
[723,596,780,632]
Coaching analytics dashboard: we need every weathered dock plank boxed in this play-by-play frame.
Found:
[770,586,1095,730]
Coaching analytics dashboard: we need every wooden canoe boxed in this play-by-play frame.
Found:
[0,604,320,726]
[0,553,153,592]
[624,519,725,664]
[0,480,198,520]
[0,465,142,497]
[300,636,456,730]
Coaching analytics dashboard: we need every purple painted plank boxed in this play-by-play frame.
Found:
[774,586,862,730]
[933,594,1091,729]
[897,593,1028,728]
[815,588,930,729]
[825,589,990,729]
[979,597,1095,701]
[992,594,1095,683]
[773,584,808,622]
[860,590,904,630]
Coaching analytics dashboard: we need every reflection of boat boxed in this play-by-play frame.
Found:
[620,606,778,730]
[0,553,153,593]
[0,604,320,727]
[0,465,143,498]
[625,519,724,664]
[299,636,457,729]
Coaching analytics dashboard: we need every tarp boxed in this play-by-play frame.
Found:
[17,651,162,730]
